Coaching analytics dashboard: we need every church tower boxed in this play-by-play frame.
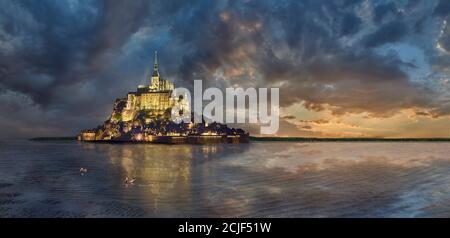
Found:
[150,51,160,90]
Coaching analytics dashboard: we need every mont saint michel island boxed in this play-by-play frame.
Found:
[78,52,249,144]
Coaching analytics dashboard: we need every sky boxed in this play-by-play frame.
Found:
[0,0,449,138]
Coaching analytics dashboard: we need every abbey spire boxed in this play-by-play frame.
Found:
[152,51,159,77]
[150,50,160,89]
[148,50,174,91]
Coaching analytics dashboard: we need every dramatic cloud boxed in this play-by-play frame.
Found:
[0,0,449,138]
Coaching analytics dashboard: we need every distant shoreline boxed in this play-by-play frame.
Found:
[250,137,450,142]
[30,137,77,141]
[29,136,450,142]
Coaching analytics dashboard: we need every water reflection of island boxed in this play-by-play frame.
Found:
[3,141,449,217]
[83,143,249,214]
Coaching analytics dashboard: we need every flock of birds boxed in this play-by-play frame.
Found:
[79,167,136,186]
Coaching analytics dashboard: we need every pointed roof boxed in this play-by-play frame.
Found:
[152,51,159,77]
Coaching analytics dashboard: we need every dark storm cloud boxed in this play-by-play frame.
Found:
[438,22,450,52]
[0,0,102,104]
[374,2,401,24]
[0,0,158,137]
[166,0,446,117]
[87,0,151,67]
[433,0,450,17]
[0,0,448,137]
[365,21,408,48]
[341,13,362,36]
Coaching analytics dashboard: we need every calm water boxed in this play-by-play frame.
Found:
[0,140,449,217]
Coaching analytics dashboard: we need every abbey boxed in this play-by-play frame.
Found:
[120,51,185,122]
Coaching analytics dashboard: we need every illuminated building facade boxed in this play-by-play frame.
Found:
[121,51,183,121]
